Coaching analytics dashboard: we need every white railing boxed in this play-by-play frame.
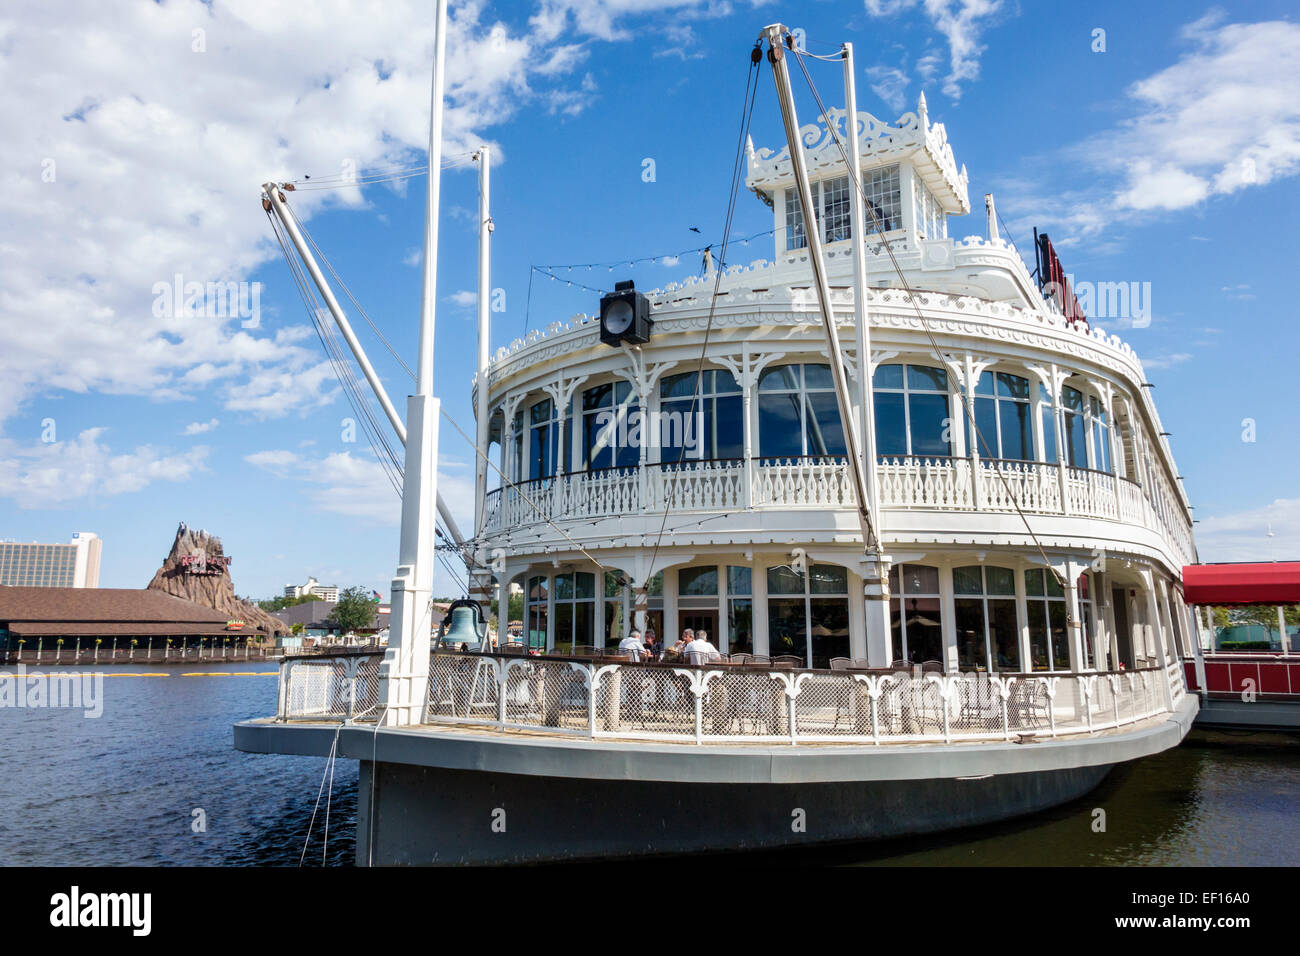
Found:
[278,654,381,722]
[277,652,1174,746]
[752,457,856,508]
[481,455,1194,565]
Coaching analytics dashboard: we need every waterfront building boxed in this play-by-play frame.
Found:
[0,532,101,589]
[0,587,262,658]
[475,96,1198,674]
[283,576,339,602]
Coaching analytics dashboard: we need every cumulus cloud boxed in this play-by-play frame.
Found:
[0,0,691,433]
[0,428,207,509]
[183,418,219,435]
[999,14,1300,247]
[243,447,474,533]
[864,0,1005,101]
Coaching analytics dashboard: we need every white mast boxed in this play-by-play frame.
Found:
[841,41,893,666]
[379,0,448,726]
[469,145,495,626]
[762,25,878,554]
[261,183,468,549]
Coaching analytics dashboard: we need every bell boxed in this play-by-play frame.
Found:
[440,603,485,651]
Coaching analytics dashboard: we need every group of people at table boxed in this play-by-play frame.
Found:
[616,628,721,665]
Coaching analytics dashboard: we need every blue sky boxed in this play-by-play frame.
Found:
[2,0,1297,599]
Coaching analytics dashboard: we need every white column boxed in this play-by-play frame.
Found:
[939,562,959,673]
[863,561,892,666]
[754,562,770,656]
[1014,557,1032,671]
[718,565,730,653]
[848,568,866,660]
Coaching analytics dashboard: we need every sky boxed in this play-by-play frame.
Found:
[1,0,1298,600]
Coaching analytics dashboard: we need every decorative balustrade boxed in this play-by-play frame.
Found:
[654,459,745,512]
[276,651,1175,747]
[752,456,856,508]
[481,454,1194,565]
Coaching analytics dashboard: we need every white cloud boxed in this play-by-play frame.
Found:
[0,0,686,432]
[1195,497,1300,563]
[449,290,477,307]
[864,0,1005,101]
[1001,15,1300,248]
[1108,16,1300,213]
[244,447,474,533]
[0,428,207,509]
[866,65,910,113]
[183,418,220,435]
[1140,352,1193,371]
[1115,161,1209,211]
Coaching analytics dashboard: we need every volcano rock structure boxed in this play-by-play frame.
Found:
[146,522,287,637]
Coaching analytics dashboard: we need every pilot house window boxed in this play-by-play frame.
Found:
[784,165,900,250]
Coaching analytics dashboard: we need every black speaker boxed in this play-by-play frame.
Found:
[599,280,652,347]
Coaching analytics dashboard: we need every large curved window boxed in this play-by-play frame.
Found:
[758,364,847,460]
[1089,396,1114,474]
[889,564,944,666]
[953,565,1020,671]
[528,398,560,479]
[767,563,850,668]
[659,369,743,463]
[580,381,639,471]
[1061,385,1088,469]
[967,371,1034,461]
[873,363,952,459]
[525,575,548,651]
[1025,568,1070,671]
[552,571,595,652]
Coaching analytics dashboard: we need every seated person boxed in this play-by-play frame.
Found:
[662,628,694,662]
[618,629,646,662]
[686,629,720,665]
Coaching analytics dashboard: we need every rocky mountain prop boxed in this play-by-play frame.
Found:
[146,522,287,637]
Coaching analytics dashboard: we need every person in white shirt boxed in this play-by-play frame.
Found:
[618,630,646,662]
[686,629,720,665]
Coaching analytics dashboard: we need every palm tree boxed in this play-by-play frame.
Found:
[55,638,64,662]
[165,638,173,660]
[130,639,138,661]
[94,638,103,662]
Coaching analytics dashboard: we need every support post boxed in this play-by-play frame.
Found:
[379,0,447,726]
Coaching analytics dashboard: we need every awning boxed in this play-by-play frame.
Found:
[1182,562,1300,605]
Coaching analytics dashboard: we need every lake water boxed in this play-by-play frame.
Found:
[1,660,1295,866]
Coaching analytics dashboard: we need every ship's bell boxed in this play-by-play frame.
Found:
[441,603,485,650]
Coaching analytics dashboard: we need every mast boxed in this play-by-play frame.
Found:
[764,24,891,664]
[469,145,495,628]
[841,41,893,666]
[380,0,448,726]
[261,183,467,548]
[762,26,877,544]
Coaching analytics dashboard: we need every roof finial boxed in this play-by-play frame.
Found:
[917,90,929,126]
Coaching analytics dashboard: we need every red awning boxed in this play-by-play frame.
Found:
[1182,563,1300,605]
